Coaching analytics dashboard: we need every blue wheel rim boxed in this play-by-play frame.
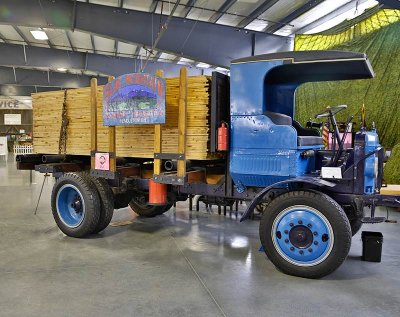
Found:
[56,184,86,228]
[271,205,334,267]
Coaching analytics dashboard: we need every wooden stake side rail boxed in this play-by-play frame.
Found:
[153,67,188,185]
[177,67,188,178]
[107,76,116,173]
[90,78,98,169]
[32,74,220,161]
[153,70,164,176]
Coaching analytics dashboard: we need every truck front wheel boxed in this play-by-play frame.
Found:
[259,190,351,278]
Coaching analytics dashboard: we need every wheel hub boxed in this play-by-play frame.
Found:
[71,195,83,212]
[272,206,334,266]
[56,184,86,228]
[289,226,313,249]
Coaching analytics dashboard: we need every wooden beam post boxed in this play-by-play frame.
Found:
[177,67,187,178]
[108,75,116,172]
[90,78,98,169]
[153,69,164,176]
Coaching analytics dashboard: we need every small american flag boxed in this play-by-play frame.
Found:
[322,123,329,149]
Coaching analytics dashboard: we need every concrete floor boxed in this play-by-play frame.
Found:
[0,155,400,317]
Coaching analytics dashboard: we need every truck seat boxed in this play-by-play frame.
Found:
[264,111,292,125]
[264,111,323,147]
[293,120,323,146]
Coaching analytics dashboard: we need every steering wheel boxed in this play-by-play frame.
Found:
[315,105,347,119]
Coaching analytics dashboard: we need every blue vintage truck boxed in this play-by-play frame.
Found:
[17,50,399,278]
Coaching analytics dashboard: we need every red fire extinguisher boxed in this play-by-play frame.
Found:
[217,122,228,151]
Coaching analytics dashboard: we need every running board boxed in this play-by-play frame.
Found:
[361,217,386,224]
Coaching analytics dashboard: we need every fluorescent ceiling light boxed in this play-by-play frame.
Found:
[159,52,176,61]
[30,29,48,40]
[57,68,67,72]
[305,0,379,34]
[245,20,268,32]
[197,63,210,68]
[177,57,194,65]
[216,67,229,72]
[274,0,379,36]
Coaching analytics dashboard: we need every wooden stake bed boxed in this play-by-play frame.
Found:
[32,76,220,160]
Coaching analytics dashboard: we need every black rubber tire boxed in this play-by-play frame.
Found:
[259,190,351,279]
[129,195,172,217]
[51,172,101,238]
[90,177,114,233]
[76,172,115,233]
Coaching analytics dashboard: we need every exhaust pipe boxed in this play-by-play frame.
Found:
[164,160,191,171]
[164,160,177,171]
[15,154,43,164]
[42,155,66,163]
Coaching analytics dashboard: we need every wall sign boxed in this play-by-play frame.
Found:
[103,73,166,126]
[4,114,22,125]
[0,96,32,110]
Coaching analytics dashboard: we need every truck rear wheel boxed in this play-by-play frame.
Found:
[259,190,351,278]
[91,177,114,233]
[51,172,100,238]
[129,194,172,217]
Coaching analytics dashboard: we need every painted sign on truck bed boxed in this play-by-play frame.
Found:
[103,73,166,126]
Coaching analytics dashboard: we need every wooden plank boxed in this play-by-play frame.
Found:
[177,67,188,178]
[154,69,164,175]
[90,78,98,169]
[380,185,400,195]
[32,75,219,160]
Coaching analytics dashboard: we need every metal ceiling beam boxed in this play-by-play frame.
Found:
[295,0,371,34]
[153,51,162,60]
[208,0,237,23]
[65,30,76,51]
[47,38,56,49]
[0,0,289,67]
[0,31,9,43]
[0,65,106,87]
[182,0,198,18]
[13,26,31,45]
[236,0,279,29]
[0,42,207,78]
[114,40,118,56]
[116,0,123,55]
[150,1,159,13]
[90,34,96,53]
[263,0,325,34]
[134,45,141,58]
[0,84,63,96]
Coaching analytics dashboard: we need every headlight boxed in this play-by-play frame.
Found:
[374,156,379,181]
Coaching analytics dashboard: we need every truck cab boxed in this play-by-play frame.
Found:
[229,51,375,189]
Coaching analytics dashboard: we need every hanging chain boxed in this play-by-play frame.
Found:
[58,89,69,154]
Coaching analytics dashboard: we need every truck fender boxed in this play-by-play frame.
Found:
[240,177,336,222]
